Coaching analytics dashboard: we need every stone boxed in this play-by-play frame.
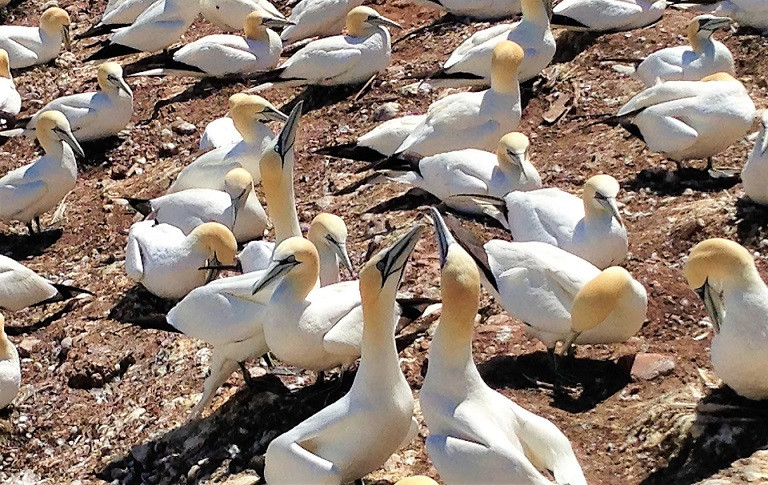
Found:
[17,338,41,358]
[626,353,676,381]
[373,102,400,121]
[171,120,197,136]
[159,143,179,157]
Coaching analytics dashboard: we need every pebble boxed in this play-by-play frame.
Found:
[373,102,400,121]
[159,143,179,157]
[17,338,41,358]
[171,120,197,136]
[626,353,676,381]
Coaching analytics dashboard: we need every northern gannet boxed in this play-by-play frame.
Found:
[280,0,363,45]
[684,238,768,400]
[443,212,647,362]
[0,314,20,410]
[422,208,587,485]
[672,0,768,33]
[742,111,768,205]
[0,7,71,69]
[551,0,665,32]
[0,111,85,234]
[422,0,554,87]
[413,0,521,20]
[85,0,202,61]
[263,226,423,484]
[200,0,285,32]
[129,11,290,78]
[76,0,156,40]
[198,92,250,151]
[603,73,756,167]
[249,6,401,91]
[0,49,21,130]
[9,62,133,143]
[0,255,92,312]
[127,168,268,243]
[389,41,525,158]
[614,15,734,87]
[473,174,627,269]
[168,94,288,192]
[125,221,238,299]
[315,114,426,162]
[370,132,542,215]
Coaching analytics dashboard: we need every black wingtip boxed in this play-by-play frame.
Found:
[125,197,152,216]
[85,42,141,62]
[52,283,95,300]
[74,22,126,40]
[369,152,423,175]
[550,13,591,29]
[315,143,388,163]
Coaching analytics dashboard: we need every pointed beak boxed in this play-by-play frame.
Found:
[262,17,296,28]
[760,124,768,156]
[701,16,731,31]
[508,150,529,182]
[231,189,247,224]
[430,207,456,268]
[275,101,303,166]
[251,258,298,295]
[262,105,289,122]
[368,15,402,30]
[116,76,133,97]
[57,127,85,158]
[329,238,354,276]
[63,26,71,50]
[375,224,424,287]
[606,197,624,228]
[695,278,722,334]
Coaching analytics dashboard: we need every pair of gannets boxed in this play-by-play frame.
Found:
[0,255,92,312]
[0,111,85,234]
[130,11,291,78]
[422,209,587,484]
[0,314,20,410]
[128,168,268,243]
[0,7,71,69]
[551,0,665,32]
[0,49,21,129]
[685,238,768,400]
[125,221,238,299]
[424,0,554,87]
[612,15,734,87]
[85,0,201,61]
[472,174,627,269]
[248,6,401,91]
[169,94,287,193]
[76,0,156,39]
[365,132,542,216]
[263,226,423,484]
[601,72,756,167]
[742,112,768,205]
[5,62,133,143]
[673,0,768,33]
[414,0,522,20]
[200,0,285,32]
[441,211,646,363]
[280,0,363,45]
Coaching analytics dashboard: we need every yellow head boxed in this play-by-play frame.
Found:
[251,237,320,299]
[684,238,756,290]
[571,267,634,333]
[307,213,353,274]
[97,62,132,96]
[244,10,294,38]
[701,72,737,82]
[40,7,71,48]
[224,168,253,199]
[189,222,238,266]
[583,174,623,226]
[228,92,251,110]
[497,132,530,174]
[35,110,85,158]
[0,49,10,80]
[491,41,525,94]
[231,94,288,140]
[345,6,401,37]
[688,15,731,50]
[395,478,439,485]
[0,313,11,361]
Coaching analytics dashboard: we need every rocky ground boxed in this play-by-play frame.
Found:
[1,0,768,484]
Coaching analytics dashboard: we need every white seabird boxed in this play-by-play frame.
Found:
[280,0,363,45]
[0,7,71,69]
[742,111,768,205]
[0,255,92,312]
[551,0,666,32]
[0,314,20,410]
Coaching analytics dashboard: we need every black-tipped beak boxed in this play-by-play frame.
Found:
[275,101,303,165]
[695,278,722,334]
[430,207,456,268]
[251,258,298,295]
[375,224,424,287]
[262,17,296,28]
[367,15,402,29]
[263,105,289,122]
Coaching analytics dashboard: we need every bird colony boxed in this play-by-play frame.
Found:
[1,0,768,483]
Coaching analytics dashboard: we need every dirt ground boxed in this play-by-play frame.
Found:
[1,0,768,484]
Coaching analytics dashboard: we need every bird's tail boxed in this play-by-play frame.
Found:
[74,22,126,40]
[85,43,141,62]
[32,283,94,307]
[314,142,387,162]
[124,197,152,216]
[447,194,509,229]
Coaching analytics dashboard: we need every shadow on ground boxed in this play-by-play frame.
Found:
[0,228,62,259]
[627,167,741,196]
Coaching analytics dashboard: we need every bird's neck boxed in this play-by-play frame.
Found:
[583,199,609,222]
[246,27,271,43]
[38,134,65,159]
[522,0,550,27]
[318,250,340,286]
[273,263,318,303]
[491,70,520,95]
[355,295,405,389]
[0,333,15,361]
[429,315,484,390]
[234,119,263,143]
[262,173,302,244]
[690,30,713,53]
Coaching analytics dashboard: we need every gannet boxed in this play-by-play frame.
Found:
[672,0,768,33]
[0,111,85,234]
[602,73,756,167]
[263,226,423,484]
[0,49,21,130]
[0,255,92,312]
[280,0,363,45]
[168,94,288,193]
[742,111,768,205]
[315,114,426,162]
[129,11,290,78]
[684,238,768,400]
[125,221,238,299]
[0,7,71,69]
[422,0,554,87]
[0,314,20,410]
[85,0,202,61]
[551,0,665,32]
[614,15,734,87]
[413,0,521,20]
[9,62,133,143]
[442,212,646,362]
[200,0,285,32]
[392,41,525,158]
[371,132,542,215]
[422,208,587,485]
[128,168,268,243]
[249,6,401,91]
[76,0,156,40]
[473,174,627,269]
[198,92,250,151]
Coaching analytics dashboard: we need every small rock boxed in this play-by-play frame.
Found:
[131,443,150,464]
[159,143,179,157]
[373,102,400,121]
[171,120,197,136]
[17,338,41,358]
[626,353,675,381]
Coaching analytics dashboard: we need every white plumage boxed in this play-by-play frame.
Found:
[0,49,21,124]
[413,0,521,20]
[673,0,768,32]
[742,111,768,205]
[0,7,71,69]
[552,0,665,32]
[200,0,285,31]
[281,0,363,44]
[199,116,242,151]
[0,255,89,312]
[0,314,20,410]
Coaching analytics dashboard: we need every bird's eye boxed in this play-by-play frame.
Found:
[376,258,387,272]
[282,255,297,265]
[595,192,607,200]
